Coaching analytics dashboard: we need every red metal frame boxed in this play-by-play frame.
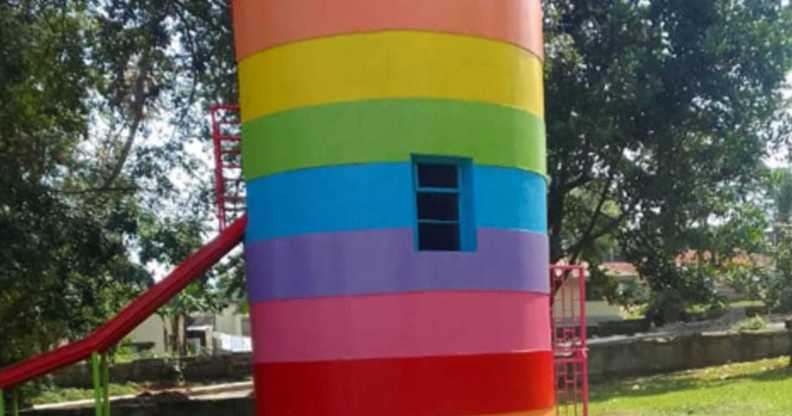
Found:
[550,264,590,416]
[211,104,244,232]
[0,216,247,389]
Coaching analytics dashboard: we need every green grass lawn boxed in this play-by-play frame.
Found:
[29,383,142,405]
[590,357,792,415]
[22,355,792,414]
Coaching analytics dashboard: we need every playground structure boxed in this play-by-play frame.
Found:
[0,1,589,415]
[235,0,553,414]
[552,265,590,416]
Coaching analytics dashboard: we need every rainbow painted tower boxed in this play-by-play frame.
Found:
[233,1,552,415]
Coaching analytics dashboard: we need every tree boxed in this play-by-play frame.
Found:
[730,169,792,314]
[544,0,792,306]
[0,0,238,367]
[770,169,792,224]
[0,2,150,367]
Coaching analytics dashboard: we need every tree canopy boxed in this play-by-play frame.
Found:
[544,0,792,307]
[0,0,237,366]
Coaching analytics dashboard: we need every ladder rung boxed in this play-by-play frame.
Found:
[216,135,241,141]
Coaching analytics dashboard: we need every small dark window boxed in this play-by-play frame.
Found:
[417,193,459,221]
[414,158,472,251]
[418,223,460,251]
[417,163,458,188]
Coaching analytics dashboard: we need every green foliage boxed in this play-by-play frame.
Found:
[30,383,142,406]
[727,172,792,314]
[743,225,792,313]
[0,2,150,368]
[0,0,239,369]
[545,0,792,310]
[770,169,792,223]
[730,316,769,332]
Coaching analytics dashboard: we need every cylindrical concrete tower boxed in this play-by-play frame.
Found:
[233,1,551,415]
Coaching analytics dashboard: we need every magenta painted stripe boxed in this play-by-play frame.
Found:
[250,291,552,363]
[245,228,549,302]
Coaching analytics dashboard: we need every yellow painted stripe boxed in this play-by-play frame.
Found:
[238,31,544,123]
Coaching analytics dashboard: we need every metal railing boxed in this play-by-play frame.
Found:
[551,264,590,416]
[210,104,244,232]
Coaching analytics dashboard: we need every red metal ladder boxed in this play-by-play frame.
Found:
[551,264,590,416]
[210,104,245,232]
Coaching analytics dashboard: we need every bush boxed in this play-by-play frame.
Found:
[731,316,769,332]
[730,226,792,314]
[644,263,726,326]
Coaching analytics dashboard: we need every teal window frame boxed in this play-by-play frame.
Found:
[411,155,476,252]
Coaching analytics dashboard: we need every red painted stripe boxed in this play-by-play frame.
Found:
[253,351,555,415]
[250,292,552,363]
[231,0,544,61]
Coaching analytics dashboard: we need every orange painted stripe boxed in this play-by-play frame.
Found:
[253,351,555,415]
[231,0,544,60]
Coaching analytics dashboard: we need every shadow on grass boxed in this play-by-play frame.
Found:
[590,361,792,403]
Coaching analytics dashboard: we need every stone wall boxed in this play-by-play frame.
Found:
[46,330,792,389]
[589,328,792,381]
[588,319,651,338]
[49,353,252,388]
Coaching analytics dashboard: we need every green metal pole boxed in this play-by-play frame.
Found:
[102,353,110,416]
[92,352,103,416]
[0,388,5,416]
[10,389,17,416]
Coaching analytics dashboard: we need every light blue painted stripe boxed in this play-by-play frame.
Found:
[245,163,547,243]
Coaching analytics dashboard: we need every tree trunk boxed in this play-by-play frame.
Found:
[548,183,566,263]
[162,316,170,354]
[166,315,187,356]
[176,314,187,357]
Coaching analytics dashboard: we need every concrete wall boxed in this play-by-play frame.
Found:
[554,275,624,324]
[587,301,624,324]
[127,315,169,355]
[127,306,250,355]
[214,305,245,336]
[589,329,792,381]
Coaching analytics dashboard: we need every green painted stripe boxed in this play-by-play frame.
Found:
[242,99,546,180]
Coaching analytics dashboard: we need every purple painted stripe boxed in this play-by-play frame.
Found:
[246,228,549,302]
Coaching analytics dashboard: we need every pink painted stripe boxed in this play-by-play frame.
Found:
[231,0,544,60]
[250,291,552,364]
